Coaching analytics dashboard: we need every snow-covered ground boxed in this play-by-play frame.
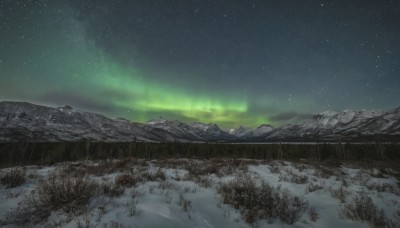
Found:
[0,159,399,227]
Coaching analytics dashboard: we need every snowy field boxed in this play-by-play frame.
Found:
[0,159,399,227]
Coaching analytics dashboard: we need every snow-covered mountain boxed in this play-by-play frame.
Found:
[144,118,234,141]
[0,101,177,142]
[229,126,252,137]
[144,118,202,141]
[254,108,400,141]
[1,101,399,142]
[189,122,234,140]
[230,124,274,138]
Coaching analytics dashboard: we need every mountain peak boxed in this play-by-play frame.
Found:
[58,105,76,114]
[1,101,399,142]
[146,117,169,125]
[314,110,337,120]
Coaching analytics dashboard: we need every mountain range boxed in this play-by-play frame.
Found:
[0,101,399,142]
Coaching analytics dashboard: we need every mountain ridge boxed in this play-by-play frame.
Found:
[1,101,399,142]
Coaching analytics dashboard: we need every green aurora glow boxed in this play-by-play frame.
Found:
[0,11,268,128]
[0,1,324,129]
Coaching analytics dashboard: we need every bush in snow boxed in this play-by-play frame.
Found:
[309,206,318,222]
[0,168,26,188]
[328,185,350,203]
[306,182,324,193]
[218,175,308,224]
[115,173,139,187]
[101,181,124,197]
[141,168,166,181]
[279,168,309,184]
[339,194,386,227]
[7,174,98,225]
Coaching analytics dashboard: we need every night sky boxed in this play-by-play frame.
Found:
[1,0,399,128]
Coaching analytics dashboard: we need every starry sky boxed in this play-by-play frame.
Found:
[1,0,399,128]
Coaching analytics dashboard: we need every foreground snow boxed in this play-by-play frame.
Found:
[0,159,399,227]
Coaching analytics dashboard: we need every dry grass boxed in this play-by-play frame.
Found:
[7,174,98,225]
[328,185,350,203]
[366,182,399,195]
[314,165,336,179]
[179,194,192,212]
[339,194,387,227]
[309,206,318,222]
[268,163,280,174]
[3,158,399,226]
[141,168,166,182]
[306,182,324,193]
[100,181,124,197]
[279,169,309,184]
[115,173,139,187]
[218,175,308,224]
[1,168,26,188]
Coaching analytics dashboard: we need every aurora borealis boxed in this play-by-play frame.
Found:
[1,1,400,128]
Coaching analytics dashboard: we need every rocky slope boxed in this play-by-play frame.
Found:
[1,101,399,142]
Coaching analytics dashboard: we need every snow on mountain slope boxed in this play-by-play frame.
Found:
[144,118,233,141]
[231,124,274,138]
[189,122,234,140]
[145,118,202,141]
[257,108,400,140]
[0,101,399,142]
[0,101,175,142]
[229,126,252,137]
[246,124,274,137]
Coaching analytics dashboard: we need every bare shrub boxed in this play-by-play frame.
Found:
[328,186,350,203]
[125,198,138,216]
[1,168,26,188]
[279,169,308,184]
[61,163,86,178]
[315,165,336,179]
[154,159,187,170]
[390,210,400,228]
[115,173,139,187]
[183,172,213,188]
[366,182,399,195]
[309,206,318,222]
[183,185,197,193]
[356,171,372,186]
[35,174,97,213]
[158,180,175,190]
[306,182,323,193]
[148,185,155,194]
[131,188,145,198]
[277,190,309,224]
[100,181,124,197]
[339,194,387,227]
[7,174,98,225]
[186,159,240,177]
[84,160,126,176]
[269,163,280,174]
[386,211,400,228]
[7,193,51,225]
[179,194,192,212]
[218,176,308,225]
[198,175,212,188]
[5,189,25,199]
[293,163,308,172]
[363,168,386,178]
[142,168,166,182]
